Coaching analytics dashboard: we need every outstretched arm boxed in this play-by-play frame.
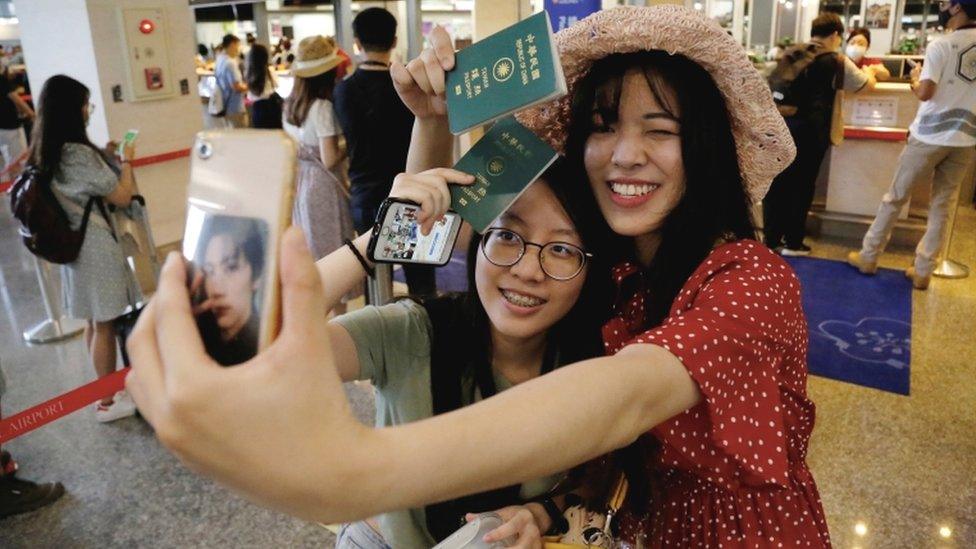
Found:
[392,25,456,173]
[315,167,476,381]
[126,228,700,524]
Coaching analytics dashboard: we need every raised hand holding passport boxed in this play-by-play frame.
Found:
[391,25,455,119]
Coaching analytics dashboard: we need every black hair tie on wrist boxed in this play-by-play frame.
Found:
[344,239,375,277]
[535,497,569,536]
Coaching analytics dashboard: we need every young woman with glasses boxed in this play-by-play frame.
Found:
[303,159,614,548]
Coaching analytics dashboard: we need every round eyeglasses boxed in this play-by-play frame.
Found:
[481,227,592,281]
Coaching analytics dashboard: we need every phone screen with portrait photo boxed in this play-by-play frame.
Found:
[373,202,460,265]
[182,205,270,366]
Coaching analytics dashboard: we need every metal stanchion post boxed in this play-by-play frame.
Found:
[933,186,970,279]
[23,256,85,343]
[367,263,394,306]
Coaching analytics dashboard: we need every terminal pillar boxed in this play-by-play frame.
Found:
[17,0,203,248]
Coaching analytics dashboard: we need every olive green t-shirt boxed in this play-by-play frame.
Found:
[333,299,560,549]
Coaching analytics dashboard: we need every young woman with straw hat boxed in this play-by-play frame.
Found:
[282,36,354,294]
[126,6,831,547]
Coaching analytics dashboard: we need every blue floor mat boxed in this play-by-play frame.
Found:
[785,257,912,395]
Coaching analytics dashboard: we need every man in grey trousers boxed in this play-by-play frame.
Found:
[848,0,976,289]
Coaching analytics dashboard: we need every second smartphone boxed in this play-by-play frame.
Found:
[367,198,462,267]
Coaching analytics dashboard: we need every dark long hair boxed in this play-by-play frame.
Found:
[284,69,337,127]
[29,75,96,174]
[566,51,755,328]
[562,51,756,515]
[246,43,271,94]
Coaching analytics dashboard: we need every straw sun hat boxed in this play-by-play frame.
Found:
[291,35,343,78]
[516,5,795,202]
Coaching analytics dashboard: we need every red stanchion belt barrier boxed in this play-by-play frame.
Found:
[0,368,129,444]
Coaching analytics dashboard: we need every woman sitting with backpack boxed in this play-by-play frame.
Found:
[31,74,142,422]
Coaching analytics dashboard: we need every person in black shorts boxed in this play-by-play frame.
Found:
[334,7,436,298]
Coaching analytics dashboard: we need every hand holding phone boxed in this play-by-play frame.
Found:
[388,168,474,235]
[367,168,474,266]
[118,129,139,160]
[367,198,463,266]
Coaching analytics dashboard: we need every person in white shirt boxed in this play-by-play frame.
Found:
[281,35,354,314]
[849,0,976,289]
[245,43,281,129]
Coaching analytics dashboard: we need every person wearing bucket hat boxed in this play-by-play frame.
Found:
[282,35,356,313]
[124,6,831,549]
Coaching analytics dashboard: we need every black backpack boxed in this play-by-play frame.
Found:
[767,42,838,117]
[8,165,112,264]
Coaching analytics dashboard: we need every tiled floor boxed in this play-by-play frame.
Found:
[0,204,973,548]
[804,208,976,549]
[0,207,340,548]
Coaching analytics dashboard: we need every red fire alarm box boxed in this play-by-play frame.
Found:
[144,67,163,90]
[119,7,174,100]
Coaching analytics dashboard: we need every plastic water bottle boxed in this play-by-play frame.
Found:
[431,512,515,549]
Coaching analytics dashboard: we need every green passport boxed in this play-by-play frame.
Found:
[451,117,559,233]
[446,11,567,135]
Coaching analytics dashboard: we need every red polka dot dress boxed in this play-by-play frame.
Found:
[603,240,831,548]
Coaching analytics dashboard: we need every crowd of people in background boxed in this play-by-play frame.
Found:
[3,1,975,540]
[203,8,436,303]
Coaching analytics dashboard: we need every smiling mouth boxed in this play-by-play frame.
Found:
[501,289,547,308]
[609,181,660,197]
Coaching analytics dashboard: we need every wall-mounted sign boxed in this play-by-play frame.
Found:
[851,97,899,127]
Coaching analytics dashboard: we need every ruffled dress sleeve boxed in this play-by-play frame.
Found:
[621,242,805,489]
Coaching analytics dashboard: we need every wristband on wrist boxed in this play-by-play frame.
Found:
[344,238,375,277]
[534,497,568,536]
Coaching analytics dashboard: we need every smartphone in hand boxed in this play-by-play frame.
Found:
[117,129,139,157]
[181,130,296,366]
[367,198,463,267]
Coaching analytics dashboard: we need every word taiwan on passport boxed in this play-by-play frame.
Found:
[446,11,567,135]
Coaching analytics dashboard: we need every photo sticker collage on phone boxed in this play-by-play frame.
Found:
[379,203,422,261]
[377,203,453,263]
[183,207,269,366]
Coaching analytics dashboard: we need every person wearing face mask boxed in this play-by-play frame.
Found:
[763,12,877,257]
[849,0,976,289]
[846,28,891,79]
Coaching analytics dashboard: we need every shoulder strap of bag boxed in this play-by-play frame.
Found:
[94,197,118,242]
[49,184,117,241]
[422,295,524,542]
[426,294,467,415]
